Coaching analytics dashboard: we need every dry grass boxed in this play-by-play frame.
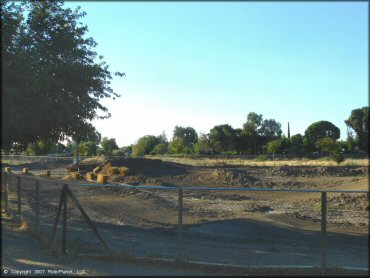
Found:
[145,156,369,167]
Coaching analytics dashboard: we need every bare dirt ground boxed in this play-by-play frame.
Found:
[2,157,369,274]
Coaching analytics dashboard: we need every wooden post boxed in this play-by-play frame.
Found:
[321,191,327,276]
[62,187,67,255]
[177,189,184,266]
[35,180,40,233]
[48,187,66,248]
[17,176,21,217]
[3,172,9,214]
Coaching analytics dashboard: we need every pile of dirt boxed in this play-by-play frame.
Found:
[99,158,188,178]
[329,193,369,212]
[210,169,261,186]
[271,166,368,177]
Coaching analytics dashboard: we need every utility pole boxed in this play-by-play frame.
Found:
[287,122,291,139]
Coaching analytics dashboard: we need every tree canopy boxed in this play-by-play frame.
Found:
[345,107,369,152]
[1,0,124,152]
[304,121,340,152]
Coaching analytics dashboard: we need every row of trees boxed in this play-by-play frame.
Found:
[132,107,369,157]
[6,107,368,158]
[21,135,120,157]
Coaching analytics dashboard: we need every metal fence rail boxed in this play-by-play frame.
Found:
[1,171,368,275]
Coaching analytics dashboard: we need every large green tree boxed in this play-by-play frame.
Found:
[100,137,119,156]
[132,135,159,157]
[1,0,124,152]
[209,124,237,153]
[172,126,198,146]
[241,112,282,154]
[345,107,369,152]
[304,121,340,152]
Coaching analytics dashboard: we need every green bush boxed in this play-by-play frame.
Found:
[255,154,267,162]
[332,154,345,165]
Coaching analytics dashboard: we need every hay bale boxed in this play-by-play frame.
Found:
[117,167,130,176]
[22,168,29,174]
[97,174,108,184]
[93,166,103,175]
[107,167,118,176]
[86,172,96,180]
[71,172,82,180]
[5,167,11,173]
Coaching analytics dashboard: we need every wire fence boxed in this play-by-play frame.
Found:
[1,171,369,275]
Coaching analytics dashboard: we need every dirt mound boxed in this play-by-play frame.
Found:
[210,169,261,186]
[272,166,368,177]
[100,158,187,178]
[330,193,369,212]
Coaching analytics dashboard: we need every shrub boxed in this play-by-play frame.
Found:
[150,143,168,155]
[255,154,267,162]
[332,154,345,165]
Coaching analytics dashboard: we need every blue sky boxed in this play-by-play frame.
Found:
[64,1,368,147]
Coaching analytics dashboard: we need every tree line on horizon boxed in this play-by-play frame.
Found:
[131,107,368,158]
[2,107,368,158]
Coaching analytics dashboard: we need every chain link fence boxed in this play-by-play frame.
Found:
[1,171,368,275]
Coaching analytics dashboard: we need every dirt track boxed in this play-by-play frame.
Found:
[2,158,369,270]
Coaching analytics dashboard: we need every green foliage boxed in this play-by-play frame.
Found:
[132,135,159,157]
[78,141,98,156]
[111,149,126,156]
[255,154,267,162]
[195,133,212,155]
[1,1,123,152]
[304,121,340,152]
[150,143,168,155]
[173,126,198,146]
[168,138,187,155]
[100,137,119,156]
[267,140,283,155]
[332,154,345,165]
[24,138,57,155]
[345,107,369,152]
[287,134,304,155]
[315,138,339,155]
[209,124,237,153]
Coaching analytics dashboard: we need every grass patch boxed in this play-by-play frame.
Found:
[145,156,369,167]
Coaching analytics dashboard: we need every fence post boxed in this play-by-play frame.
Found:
[321,191,327,276]
[35,180,40,233]
[177,189,184,266]
[62,185,67,255]
[17,176,21,217]
[3,172,9,214]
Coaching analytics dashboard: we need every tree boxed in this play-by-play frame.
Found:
[209,124,237,153]
[172,126,198,147]
[315,138,339,155]
[259,119,282,142]
[100,137,119,156]
[150,143,168,155]
[267,139,283,162]
[242,112,282,154]
[345,107,369,152]
[195,133,213,155]
[78,141,98,156]
[132,135,158,157]
[168,138,187,155]
[288,134,304,155]
[1,1,124,152]
[304,121,340,152]
[24,138,57,155]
